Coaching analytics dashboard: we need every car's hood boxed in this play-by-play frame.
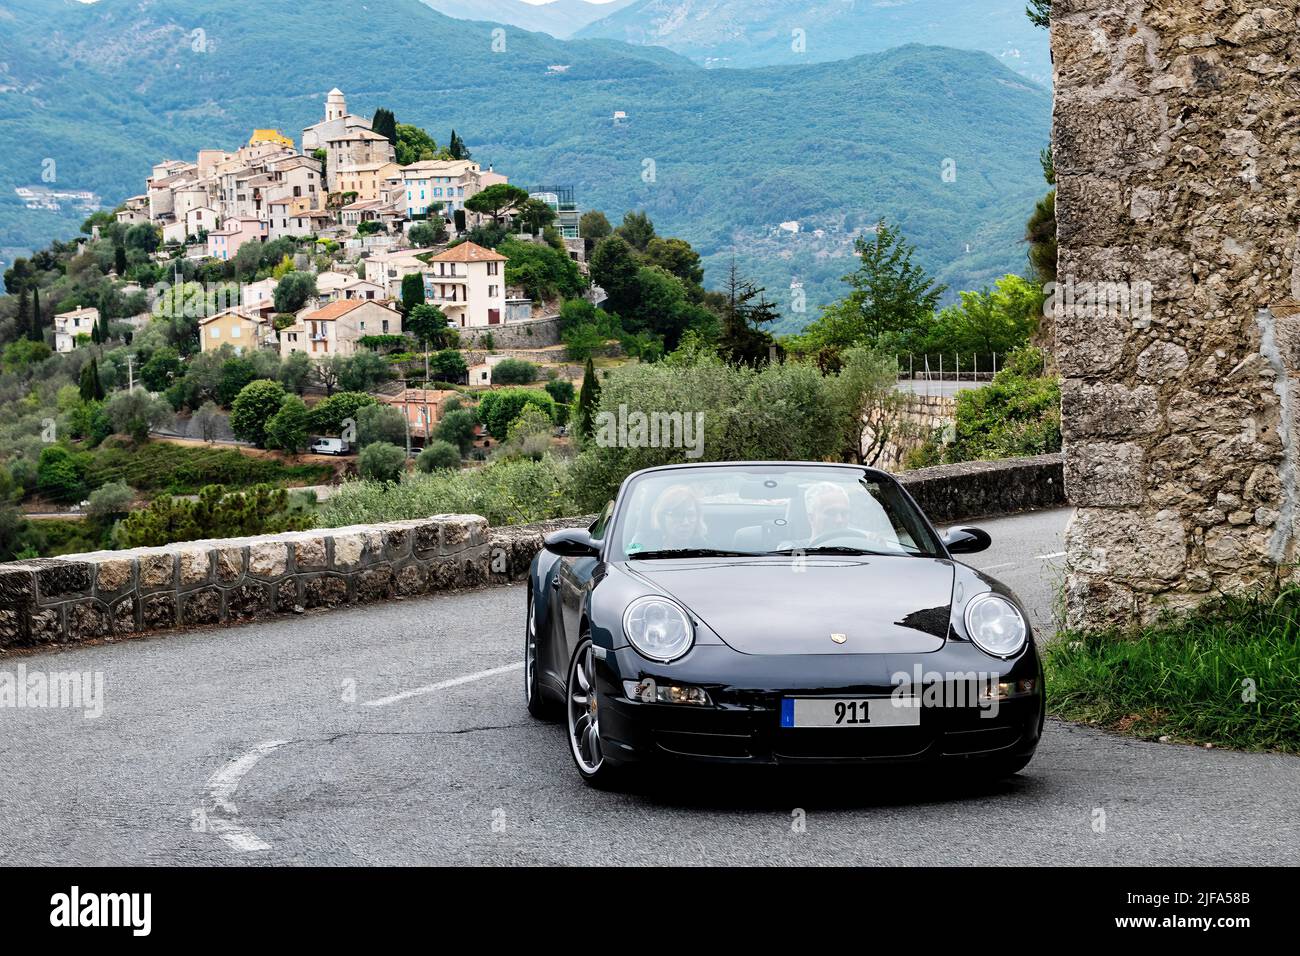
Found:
[624,556,954,655]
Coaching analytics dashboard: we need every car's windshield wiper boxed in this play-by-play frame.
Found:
[628,548,759,560]
[767,546,897,557]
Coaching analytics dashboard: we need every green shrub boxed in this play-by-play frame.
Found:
[320,455,574,528]
[37,445,91,503]
[264,396,310,453]
[355,403,407,450]
[358,442,406,482]
[416,440,461,472]
[114,483,313,548]
[544,380,574,425]
[435,408,477,454]
[229,379,287,447]
[85,480,134,520]
[308,391,376,435]
[945,346,1060,463]
[477,388,555,439]
[492,358,540,385]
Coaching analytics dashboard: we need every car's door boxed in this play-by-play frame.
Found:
[556,502,613,664]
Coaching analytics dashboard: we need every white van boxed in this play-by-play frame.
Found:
[310,438,350,456]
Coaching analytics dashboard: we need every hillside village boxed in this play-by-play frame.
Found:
[109,89,592,387]
[27,89,619,469]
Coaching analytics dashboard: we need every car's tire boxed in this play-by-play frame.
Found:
[565,635,625,790]
[525,587,559,721]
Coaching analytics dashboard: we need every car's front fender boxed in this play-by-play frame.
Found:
[528,548,565,644]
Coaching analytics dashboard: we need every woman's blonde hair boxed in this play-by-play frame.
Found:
[650,484,706,536]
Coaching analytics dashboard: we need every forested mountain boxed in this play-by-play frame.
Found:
[0,0,1050,329]
[577,0,1050,81]
[423,0,637,38]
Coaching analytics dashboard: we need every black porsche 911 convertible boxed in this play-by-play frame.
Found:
[525,461,1044,787]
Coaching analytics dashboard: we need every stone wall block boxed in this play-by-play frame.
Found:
[111,597,138,636]
[332,533,366,570]
[214,547,245,584]
[67,600,110,642]
[89,556,136,599]
[249,541,290,579]
[394,562,429,597]
[293,535,329,571]
[34,560,92,604]
[357,567,394,603]
[180,587,222,627]
[138,552,175,590]
[0,565,37,647]
[384,526,413,561]
[178,549,213,588]
[141,593,177,631]
[1065,442,1146,507]
[225,582,271,621]
[303,575,348,609]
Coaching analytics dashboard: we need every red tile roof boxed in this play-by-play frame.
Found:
[429,241,508,263]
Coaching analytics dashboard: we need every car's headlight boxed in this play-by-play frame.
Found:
[623,596,694,662]
[964,593,1027,658]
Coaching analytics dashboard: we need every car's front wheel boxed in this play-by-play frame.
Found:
[566,636,623,789]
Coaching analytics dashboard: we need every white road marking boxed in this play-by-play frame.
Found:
[206,817,273,853]
[361,662,524,708]
[201,739,289,853]
[1035,551,1067,560]
[980,562,1017,572]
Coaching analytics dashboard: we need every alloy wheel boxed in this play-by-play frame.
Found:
[567,641,603,774]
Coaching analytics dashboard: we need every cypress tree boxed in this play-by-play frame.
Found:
[15,287,30,339]
[371,108,397,145]
[401,272,425,313]
[577,356,600,440]
[114,242,128,277]
[449,130,470,161]
[30,286,43,342]
[79,360,97,402]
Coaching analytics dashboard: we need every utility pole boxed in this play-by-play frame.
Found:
[127,354,136,392]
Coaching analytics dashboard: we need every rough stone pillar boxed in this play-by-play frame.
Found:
[1054,1,1300,628]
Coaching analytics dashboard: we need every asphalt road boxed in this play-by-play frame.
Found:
[3,506,1298,866]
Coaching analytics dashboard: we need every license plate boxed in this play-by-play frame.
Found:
[780,697,921,728]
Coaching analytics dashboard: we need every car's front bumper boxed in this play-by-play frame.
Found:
[593,644,1044,768]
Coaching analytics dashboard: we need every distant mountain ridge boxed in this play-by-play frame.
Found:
[421,0,637,38]
[0,0,1050,329]
[577,0,1050,81]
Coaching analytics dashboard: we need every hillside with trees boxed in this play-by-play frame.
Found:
[0,0,1049,330]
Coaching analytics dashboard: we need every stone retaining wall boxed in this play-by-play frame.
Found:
[0,457,1063,649]
[0,516,513,650]
[899,454,1066,524]
[873,394,959,470]
[456,315,561,350]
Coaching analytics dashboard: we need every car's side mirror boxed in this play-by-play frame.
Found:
[545,528,603,558]
[942,527,992,555]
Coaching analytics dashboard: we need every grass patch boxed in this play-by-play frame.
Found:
[1045,589,1300,753]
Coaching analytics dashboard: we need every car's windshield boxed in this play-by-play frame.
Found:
[612,466,943,561]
